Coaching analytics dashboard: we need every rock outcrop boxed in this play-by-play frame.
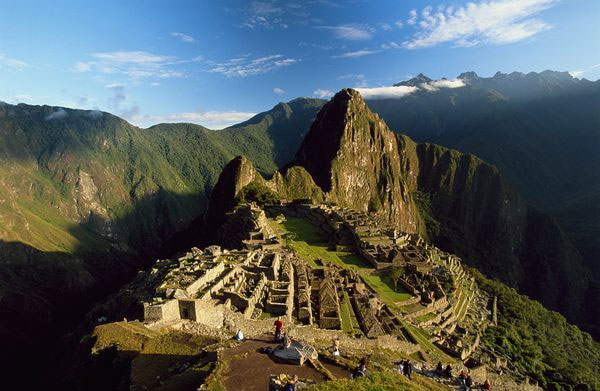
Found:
[204,156,265,230]
[286,89,422,233]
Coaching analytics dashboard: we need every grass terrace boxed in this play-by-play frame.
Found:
[269,216,412,305]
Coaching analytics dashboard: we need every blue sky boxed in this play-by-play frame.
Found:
[1,0,598,128]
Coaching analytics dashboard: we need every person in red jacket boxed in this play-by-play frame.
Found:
[274,316,283,341]
[483,379,492,390]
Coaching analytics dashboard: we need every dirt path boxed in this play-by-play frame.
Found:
[222,336,350,391]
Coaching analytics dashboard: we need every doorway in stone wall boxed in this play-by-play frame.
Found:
[179,300,197,320]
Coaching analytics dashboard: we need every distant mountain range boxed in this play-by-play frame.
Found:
[0,69,599,385]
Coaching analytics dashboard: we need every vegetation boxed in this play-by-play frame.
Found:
[411,191,441,239]
[472,269,600,390]
[235,181,279,206]
[304,371,452,391]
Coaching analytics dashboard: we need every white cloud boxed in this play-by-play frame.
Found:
[313,89,334,98]
[0,54,31,69]
[407,9,418,25]
[45,108,68,120]
[333,49,380,58]
[355,86,418,100]
[209,54,298,77]
[143,111,257,129]
[318,24,375,40]
[569,70,584,78]
[420,78,466,91]
[171,32,196,43]
[273,87,285,95]
[403,0,556,49]
[395,20,404,28]
[356,77,467,99]
[73,50,192,80]
[569,63,600,78]
[380,23,392,31]
[92,51,173,63]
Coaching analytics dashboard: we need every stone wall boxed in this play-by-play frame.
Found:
[185,261,225,297]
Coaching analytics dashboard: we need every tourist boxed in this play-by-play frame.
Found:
[331,338,340,356]
[483,379,492,390]
[459,370,467,387]
[396,360,404,374]
[351,358,368,379]
[282,333,292,349]
[274,316,283,341]
[435,361,443,377]
[465,374,473,390]
[235,329,244,341]
[403,360,412,380]
[444,364,453,379]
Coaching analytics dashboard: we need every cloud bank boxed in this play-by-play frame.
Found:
[355,86,418,100]
[45,108,68,120]
[356,78,465,99]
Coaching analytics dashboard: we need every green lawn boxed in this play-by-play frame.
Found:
[414,312,438,323]
[271,216,412,305]
[361,274,413,305]
[339,292,354,334]
[400,320,455,364]
[271,217,370,270]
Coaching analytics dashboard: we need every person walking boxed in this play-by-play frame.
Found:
[403,360,412,380]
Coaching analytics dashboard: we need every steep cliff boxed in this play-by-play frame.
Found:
[396,134,588,322]
[287,89,422,233]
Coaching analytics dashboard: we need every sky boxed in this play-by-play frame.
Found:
[1,0,599,129]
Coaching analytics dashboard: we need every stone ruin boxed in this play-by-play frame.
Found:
[139,201,490,364]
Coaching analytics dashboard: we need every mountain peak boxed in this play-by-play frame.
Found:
[394,73,433,87]
[457,71,480,81]
[287,89,420,232]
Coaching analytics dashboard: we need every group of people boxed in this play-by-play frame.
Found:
[274,316,292,348]
[434,361,491,390]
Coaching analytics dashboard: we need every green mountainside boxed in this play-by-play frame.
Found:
[366,72,600,333]
[0,99,323,388]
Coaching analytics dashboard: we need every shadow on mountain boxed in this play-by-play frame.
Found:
[0,190,209,389]
[65,346,215,391]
